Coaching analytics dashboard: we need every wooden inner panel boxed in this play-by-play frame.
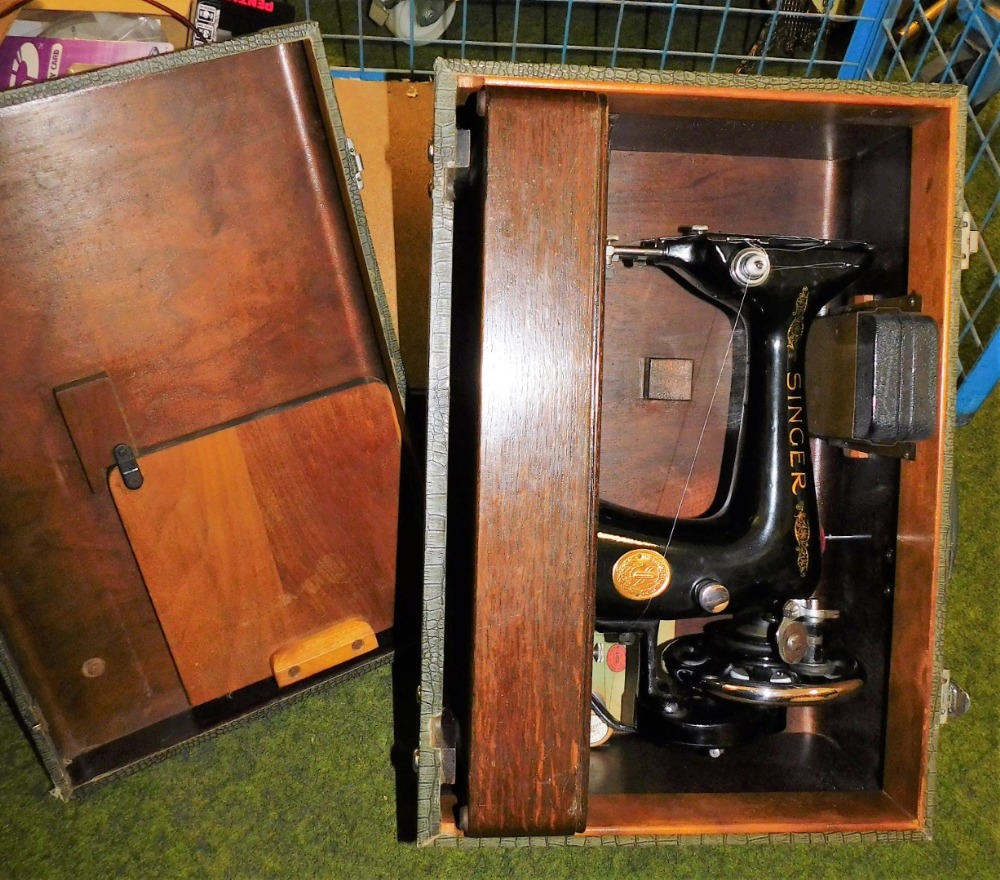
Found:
[54,373,139,494]
[462,88,608,837]
[0,40,388,757]
[455,75,952,128]
[110,384,398,706]
[882,108,959,820]
[601,148,842,516]
[440,790,918,837]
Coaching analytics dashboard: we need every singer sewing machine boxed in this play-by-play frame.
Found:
[420,66,961,843]
[594,232,871,743]
[594,230,883,751]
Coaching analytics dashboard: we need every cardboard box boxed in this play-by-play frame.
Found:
[5,1,196,50]
[0,34,173,89]
[416,61,964,843]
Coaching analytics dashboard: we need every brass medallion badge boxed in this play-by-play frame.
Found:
[612,548,672,600]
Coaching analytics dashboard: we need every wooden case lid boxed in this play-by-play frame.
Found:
[0,24,405,793]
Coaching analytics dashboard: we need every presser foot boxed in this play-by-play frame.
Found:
[662,610,864,708]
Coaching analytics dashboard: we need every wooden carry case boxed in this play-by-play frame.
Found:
[0,24,408,797]
[417,61,965,844]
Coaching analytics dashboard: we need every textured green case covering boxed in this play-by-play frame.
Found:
[418,59,965,846]
[0,22,404,800]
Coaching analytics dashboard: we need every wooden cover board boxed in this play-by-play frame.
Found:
[463,88,608,837]
[110,383,399,705]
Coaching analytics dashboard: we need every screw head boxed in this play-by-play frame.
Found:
[696,581,730,614]
[81,658,106,678]
[776,619,809,664]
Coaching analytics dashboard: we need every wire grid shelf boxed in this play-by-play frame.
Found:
[307,0,1000,420]
[869,0,1000,420]
[307,1,876,76]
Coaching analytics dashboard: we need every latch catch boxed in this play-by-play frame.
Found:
[113,444,143,490]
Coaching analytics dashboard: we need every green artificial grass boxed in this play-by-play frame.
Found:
[2,7,999,876]
[1,395,998,878]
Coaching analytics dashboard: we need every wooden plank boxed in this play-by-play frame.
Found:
[883,107,959,820]
[110,383,399,705]
[112,426,281,705]
[440,790,918,838]
[584,791,919,836]
[54,373,137,494]
[271,618,378,688]
[454,75,955,117]
[463,88,608,837]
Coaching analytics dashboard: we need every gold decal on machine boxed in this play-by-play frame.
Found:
[786,286,809,358]
[794,500,810,577]
[787,368,809,576]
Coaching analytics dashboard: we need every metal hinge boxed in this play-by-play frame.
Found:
[961,212,980,270]
[940,668,971,724]
[345,138,364,192]
[368,0,391,27]
[439,129,471,202]
[429,710,457,784]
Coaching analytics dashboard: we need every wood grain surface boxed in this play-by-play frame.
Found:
[463,88,608,837]
[0,40,389,756]
[601,149,843,517]
[882,108,958,821]
[110,383,399,706]
[270,617,379,688]
[54,373,138,494]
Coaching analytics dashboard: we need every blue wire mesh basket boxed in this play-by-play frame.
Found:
[308,0,1000,422]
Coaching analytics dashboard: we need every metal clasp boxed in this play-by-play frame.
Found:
[940,669,971,724]
[345,138,364,192]
[113,444,143,490]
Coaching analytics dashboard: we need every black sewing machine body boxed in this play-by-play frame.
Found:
[597,233,873,621]
[595,231,877,748]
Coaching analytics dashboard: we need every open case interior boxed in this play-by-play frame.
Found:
[431,75,958,839]
[0,27,404,795]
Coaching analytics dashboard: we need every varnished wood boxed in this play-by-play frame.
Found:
[0,40,390,755]
[270,618,378,688]
[110,384,399,705]
[883,107,959,821]
[54,373,138,494]
[440,790,918,837]
[585,791,919,836]
[463,88,608,837]
[456,75,955,119]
